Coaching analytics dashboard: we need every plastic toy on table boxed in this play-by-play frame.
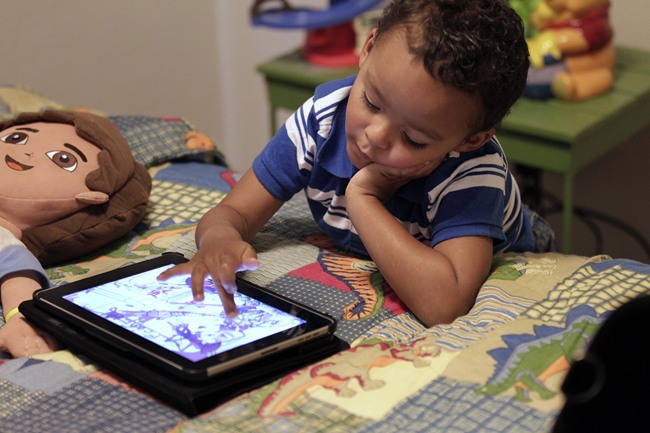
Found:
[523,0,615,101]
[250,0,384,67]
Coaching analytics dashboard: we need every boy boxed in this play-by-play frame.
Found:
[160,0,545,326]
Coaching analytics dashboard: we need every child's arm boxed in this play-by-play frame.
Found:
[346,162,493,326]
[0,271,59,357]
[158,169,283,317]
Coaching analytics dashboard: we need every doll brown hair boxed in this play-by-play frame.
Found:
[0,110,152,266]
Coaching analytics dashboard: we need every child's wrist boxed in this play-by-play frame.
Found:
[4,307,21,322]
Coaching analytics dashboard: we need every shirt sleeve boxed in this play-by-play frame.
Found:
[0,227,50,288]
[430,185,507,246]
[253,76,356,202]
[253,97,318,201]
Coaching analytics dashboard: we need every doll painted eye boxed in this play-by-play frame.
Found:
[46,150,79,172]
[0,132,29,145]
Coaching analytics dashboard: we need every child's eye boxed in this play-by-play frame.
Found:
[362,91,380,111]
[402,132,427,150]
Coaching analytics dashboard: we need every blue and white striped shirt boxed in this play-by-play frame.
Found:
[253,76,535,256]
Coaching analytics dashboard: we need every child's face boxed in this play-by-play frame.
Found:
[346,28,493,171]
[0,122,101,200]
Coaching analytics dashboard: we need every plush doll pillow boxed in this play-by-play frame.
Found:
[0,110,151,266]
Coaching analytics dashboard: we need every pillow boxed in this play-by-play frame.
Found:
[108,115,225,168]
[1,85,225,167]
[0,85,69,120]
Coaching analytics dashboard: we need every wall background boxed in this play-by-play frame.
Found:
[2,1,649,262]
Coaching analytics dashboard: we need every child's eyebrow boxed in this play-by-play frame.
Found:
[16,127,39,133]
[64,143,88,162]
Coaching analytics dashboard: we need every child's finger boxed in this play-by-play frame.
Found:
[190,264,209,301]
[157,262,193,281]
[219,290,238,318]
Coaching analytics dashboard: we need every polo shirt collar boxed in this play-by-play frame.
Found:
[318,98,358,179]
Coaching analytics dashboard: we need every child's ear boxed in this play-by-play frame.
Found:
[359,28,378,67]
[454,128,496,153]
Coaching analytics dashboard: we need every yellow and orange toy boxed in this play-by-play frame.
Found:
[524,0,615,101]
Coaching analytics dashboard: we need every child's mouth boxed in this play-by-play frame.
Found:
[352,142,372,163]
[5,155,33,171]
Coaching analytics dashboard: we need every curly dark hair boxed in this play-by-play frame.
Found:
[376,0,529,133]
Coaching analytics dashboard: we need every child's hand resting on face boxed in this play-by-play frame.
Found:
[347,158,444,202]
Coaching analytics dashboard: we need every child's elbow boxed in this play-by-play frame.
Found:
[416,295,476,327]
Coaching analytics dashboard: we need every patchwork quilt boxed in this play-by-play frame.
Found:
[1,161,649,433]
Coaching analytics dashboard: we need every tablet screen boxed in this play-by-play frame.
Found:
[62,264,306,362]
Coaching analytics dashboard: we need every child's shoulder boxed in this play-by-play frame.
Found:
[449,137,506,164]
[425,137,508,181]
[310,76,356,126]
[314,75,357,100]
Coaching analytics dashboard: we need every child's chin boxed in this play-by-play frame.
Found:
[347,144,372,168]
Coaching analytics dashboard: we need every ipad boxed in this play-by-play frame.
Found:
[29,253,335,381]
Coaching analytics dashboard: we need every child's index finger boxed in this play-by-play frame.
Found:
[156,262,192,281]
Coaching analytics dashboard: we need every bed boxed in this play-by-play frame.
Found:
[1,85,649,433]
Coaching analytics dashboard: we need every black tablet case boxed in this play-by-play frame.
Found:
[20,300,348,416]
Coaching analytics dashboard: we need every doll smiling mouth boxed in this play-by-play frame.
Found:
[5,155,33,171]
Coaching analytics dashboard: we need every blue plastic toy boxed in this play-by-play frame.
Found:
[251,0,382,29]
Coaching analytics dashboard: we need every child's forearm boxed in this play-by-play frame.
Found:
[346,193,492,326]
[347,194,461,324]
[196,169,283,245]
[195,203,255,247]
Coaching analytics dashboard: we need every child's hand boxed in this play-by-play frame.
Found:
[158,168,282,319]
[348,158,442,201]
[157,230,260,318]
[0,313,59,358]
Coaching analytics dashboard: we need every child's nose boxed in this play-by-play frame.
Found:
[366,119,392,150]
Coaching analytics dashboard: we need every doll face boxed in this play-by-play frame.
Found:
[0,122,101,200]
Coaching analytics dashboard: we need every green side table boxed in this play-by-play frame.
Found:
[257,47,650,252]
[499,47,650,252]
[257,50,358,135]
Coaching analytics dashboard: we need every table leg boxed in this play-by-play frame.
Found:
[269,104,278,136]
[562,174,574,253]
